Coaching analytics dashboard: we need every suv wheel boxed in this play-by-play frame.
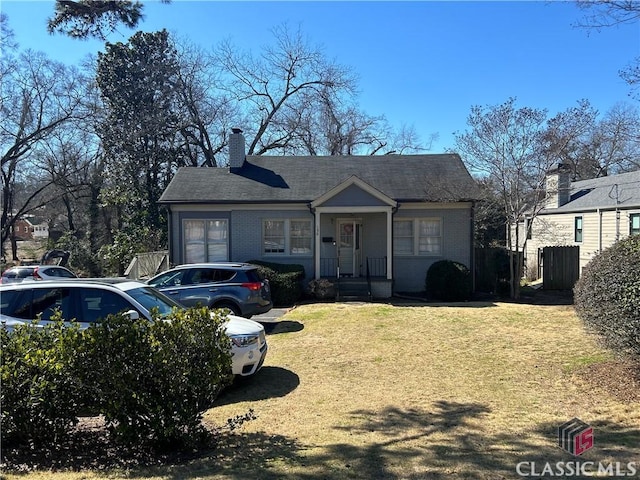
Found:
[215,302,241,317]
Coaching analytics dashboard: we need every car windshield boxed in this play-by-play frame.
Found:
[126,286,183,317]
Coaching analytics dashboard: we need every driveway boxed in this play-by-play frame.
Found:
[253,307,289,323]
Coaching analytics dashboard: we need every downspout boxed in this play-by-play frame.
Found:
[308,203,319,279]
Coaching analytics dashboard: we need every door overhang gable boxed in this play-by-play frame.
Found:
[311,175,397,209]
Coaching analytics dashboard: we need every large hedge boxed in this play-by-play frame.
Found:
[0,315,83,446]
[425,260,472,301]
[574,234,640,358]
[248,260,305,306]
[1,307,232,450]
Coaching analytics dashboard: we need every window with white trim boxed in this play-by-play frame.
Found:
[263,219,312,255]
[183,219,228,263]
[394,218,442,256]
[574,216,583,243]
[393,220,413,255]
[631,213,640,236]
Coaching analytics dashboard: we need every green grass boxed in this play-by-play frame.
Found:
[3,301,639,479]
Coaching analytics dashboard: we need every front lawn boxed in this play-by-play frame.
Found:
[3,301,639,478]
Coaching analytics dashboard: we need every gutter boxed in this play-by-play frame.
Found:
[598,208,603,254]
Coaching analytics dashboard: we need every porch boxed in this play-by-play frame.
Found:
[320,256,392,300]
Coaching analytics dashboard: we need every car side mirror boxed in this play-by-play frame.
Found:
[125,310,140,320]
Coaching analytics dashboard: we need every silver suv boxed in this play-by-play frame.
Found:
[1,265,77,284]
[0,280,268,376]
[147,263,272,319]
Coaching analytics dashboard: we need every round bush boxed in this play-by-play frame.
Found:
[574,234,640,358]
[425,260,472,301]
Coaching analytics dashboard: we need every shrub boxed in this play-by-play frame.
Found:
[74,307,232,449]
[574,235,640,358]
[307,278,336,300]
[0,315,83,446]
[425,260,472,301]
[248,260,305,306]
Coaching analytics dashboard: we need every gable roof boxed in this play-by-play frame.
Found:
[159,154,480,204]
[548,170,640,213]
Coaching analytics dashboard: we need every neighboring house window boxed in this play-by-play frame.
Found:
[394,218,442,256]
[631,213,640,235]
[263,219,312,255]
[574,216,583,243]
[184,219,228,263]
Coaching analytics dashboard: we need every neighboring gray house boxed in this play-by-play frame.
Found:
[516,166,640,277]
[158,129,480,297]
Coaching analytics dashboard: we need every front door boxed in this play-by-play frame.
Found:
[338,220,362,277]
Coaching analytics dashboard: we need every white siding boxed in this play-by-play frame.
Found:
[524,208,640,278]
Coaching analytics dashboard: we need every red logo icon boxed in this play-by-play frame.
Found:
[558,418,594,456]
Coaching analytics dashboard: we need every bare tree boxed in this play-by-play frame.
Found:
[575,0,640,28]
[1,50,88,259]
[455,98,551,299]
[575,1,640,99]
[215,24,358,156]
[173,38,240,167]
[544,100,640,178]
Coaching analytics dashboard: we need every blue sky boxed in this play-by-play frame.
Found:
[2,1,639,151]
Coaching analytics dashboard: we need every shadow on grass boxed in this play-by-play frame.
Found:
[216,366,300,406]
[268,320,304,334]
[3,401,639,479]
[389,297,498,308]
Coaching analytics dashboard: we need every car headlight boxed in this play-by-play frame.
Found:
[230,334,259,347]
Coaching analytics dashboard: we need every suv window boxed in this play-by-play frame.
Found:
[215,269,236,282]
[2,267,35,280]
[9,287,72,321]
[149,270,185,287]
[0,290,21,315]
[189,268,216,284]
[244,269,264,283]
[46,267,76,278]
[79,288,135,323]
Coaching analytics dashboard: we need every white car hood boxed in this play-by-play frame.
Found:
[224,315,264,335]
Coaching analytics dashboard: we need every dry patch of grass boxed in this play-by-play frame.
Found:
[3,301,639,479]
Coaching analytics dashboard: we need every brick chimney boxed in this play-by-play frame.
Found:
[229,128,246,171]
[545,163,571,208]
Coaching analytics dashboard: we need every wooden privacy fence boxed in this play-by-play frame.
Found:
[541,246,579,290]
[475,247,520,293]
[125,250,169,280]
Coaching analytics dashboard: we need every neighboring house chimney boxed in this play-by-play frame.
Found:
[229,128,246,171]
[545,163,571,209]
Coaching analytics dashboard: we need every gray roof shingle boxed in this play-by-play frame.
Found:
[159,154,481,204]
[550,170,640,213]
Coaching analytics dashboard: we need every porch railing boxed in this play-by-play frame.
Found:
[320,257,339,277]
[320,256,386,278]
[366,256,387,277]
